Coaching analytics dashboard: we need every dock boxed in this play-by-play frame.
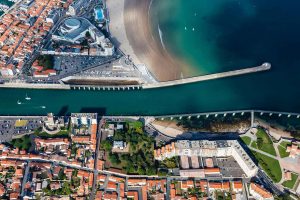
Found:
[142,63,271,89]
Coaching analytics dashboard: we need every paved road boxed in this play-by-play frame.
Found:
[90,118,103,200]
[20,161,31,198]
[257,169,283,196]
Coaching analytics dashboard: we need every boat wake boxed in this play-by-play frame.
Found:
[158,25,166,50]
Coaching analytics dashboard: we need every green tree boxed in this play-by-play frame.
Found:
[109,153,121,165]
[100,140,112,151]
[85,31,91,38]
[58,169,66,180]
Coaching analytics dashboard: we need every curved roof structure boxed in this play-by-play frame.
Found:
[64,18,81,30]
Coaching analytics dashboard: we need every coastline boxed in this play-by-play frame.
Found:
[107,0,194,81]
[0,62,271,90]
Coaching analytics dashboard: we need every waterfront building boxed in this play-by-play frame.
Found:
[154,140,258,178]
[33,69,57,78]
[52,17,114,56]
[249,183,274,200]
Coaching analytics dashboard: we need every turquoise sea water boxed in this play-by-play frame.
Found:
[0,0,300,116]
[150,0,300,74]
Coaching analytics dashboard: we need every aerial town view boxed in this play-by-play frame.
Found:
[0,0,300,199]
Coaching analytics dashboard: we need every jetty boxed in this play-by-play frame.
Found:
[143,63,271,89]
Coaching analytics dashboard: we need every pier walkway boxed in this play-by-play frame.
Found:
[143,63,271,89]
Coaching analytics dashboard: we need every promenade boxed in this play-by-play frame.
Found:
[143,63,271,89]
[0,82,71,89]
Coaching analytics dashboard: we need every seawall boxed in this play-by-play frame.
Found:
[0,63,271,90]
[142,63,271,89]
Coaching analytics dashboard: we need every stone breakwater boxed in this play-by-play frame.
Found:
[142,63,271,89]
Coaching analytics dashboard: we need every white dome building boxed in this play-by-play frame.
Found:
[60,18,81,34]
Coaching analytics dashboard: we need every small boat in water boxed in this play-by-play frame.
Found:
[41,106,46,109]
[25,94,31,100]
[17,100,21,105]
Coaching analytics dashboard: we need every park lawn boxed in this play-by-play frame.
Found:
[252,151,282,183]
[240,136,251,145]
[282,173,298,189]
[255,129,277,156]
[278,141,291,158]
[35,130,70,139]
[127,121,143,134]
[10,135,31,151]
[251,141,257,149]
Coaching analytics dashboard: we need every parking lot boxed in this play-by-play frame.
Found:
[55,55,116,76]
[217,157,245,177]
[0,117,44,142]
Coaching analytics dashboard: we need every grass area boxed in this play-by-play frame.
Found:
[278,141,291,158]
[240,136,251,145]
[127,120,143,134]
[282,173,298,189]
[34,129,70,139]
[253,128,277,156]
[215,191,231,200]
[37,55,54,70]
[251,141,257,148]
[252,151,282,183]
[10,135,31,151]
[159,157,179,168]
[14,120,28,127]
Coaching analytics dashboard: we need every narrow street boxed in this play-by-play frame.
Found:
[20,161,31,198]
[90,118,104,200]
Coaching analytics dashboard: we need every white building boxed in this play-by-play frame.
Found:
[52,17,114,56]
[0,67,14,77]
[154,140,258,178]
[67,0,88,16]
[113,141,126,150]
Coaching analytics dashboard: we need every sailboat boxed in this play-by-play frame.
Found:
[25,94,31,100]
[41,106,46,109]
[17,100,21,105]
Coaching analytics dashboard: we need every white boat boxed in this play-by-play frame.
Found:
[41,106,46,109]
[25,94,31,100]
[17,100,21,105]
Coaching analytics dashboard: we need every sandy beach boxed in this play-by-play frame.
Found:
[106,0,192,81]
